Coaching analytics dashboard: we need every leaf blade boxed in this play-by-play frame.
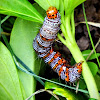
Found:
[0,0,44,23]
[35,0,60,10]
[0,42,23,100]
[10,17,42,99]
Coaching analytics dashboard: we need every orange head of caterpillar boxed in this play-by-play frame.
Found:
[46,6,58,19]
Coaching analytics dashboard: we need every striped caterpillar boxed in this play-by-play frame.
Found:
[33,6,83,83]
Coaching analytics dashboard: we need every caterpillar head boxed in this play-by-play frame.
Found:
[46,6,58,19]
[65,61,84,83]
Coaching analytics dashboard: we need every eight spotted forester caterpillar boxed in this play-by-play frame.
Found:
[33,6,83,83]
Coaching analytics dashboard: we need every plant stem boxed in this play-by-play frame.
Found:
[65,15,74,43]
[1,15,10,24]
[71,11,75,36]
[67,41,99,99]
[59,10,99,99]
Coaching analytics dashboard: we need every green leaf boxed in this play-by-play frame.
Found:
[10,18,42,99]
[53,88,75,100]
[33,3,45,17]
[64,0,86,15]
[82,50,100,60]
[35,0,60,10]
[0,0,44,23]
[59,0,64,15]
[94,74,100,91]
[0,42,23,100]
[87,62,98,76]
[45,82,87,100]
[45,81,61,90]
[78,78,87,89]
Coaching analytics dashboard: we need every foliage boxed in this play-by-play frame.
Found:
[45,81,88,100]
[0,42,23,100]
[0,0,100,100]
[0,0,44,23]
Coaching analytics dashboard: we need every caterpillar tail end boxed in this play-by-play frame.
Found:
[66,61,84,83]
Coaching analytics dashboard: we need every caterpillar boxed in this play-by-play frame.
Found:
[33,6,83,83]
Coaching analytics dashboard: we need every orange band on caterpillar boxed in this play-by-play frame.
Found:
[33,6,83,83]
